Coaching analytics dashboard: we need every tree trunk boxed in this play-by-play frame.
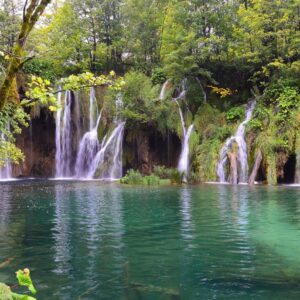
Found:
[248,149,262,185]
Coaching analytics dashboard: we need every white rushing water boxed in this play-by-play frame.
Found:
[87,121,125,179]
[170,79,194,181]
[87,93,125,180]
[55,91,73,178]
[55,90,62,177]
[75,111,102,178]
[55,87,126,180]
[159,79,170,100]
[0,131,12,180]
[217,100,256,183]
[175,100,194,182]
[89,87,98,130]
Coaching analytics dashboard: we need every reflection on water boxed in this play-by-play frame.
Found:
[53,185,72,275]
[180,187,193,241]
[51,183,125,298]
[1,182,300,299]
[0,185,12,231]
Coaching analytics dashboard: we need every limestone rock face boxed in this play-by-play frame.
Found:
[13,109,56,178]
[123,127,181,175]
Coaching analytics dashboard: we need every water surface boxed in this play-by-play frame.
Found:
[1,181,300,299]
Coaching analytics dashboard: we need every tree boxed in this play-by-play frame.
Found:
[0,0,52,111]
[121,0,168,73]
[230,0,300,64]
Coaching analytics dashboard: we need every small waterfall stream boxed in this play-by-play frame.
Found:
[0,131,12,180]
[175,100,194,181]
[88,122,125,179]
[159,79,170,100]
[75,112,102,178]
[89,87,98,130]
[55,91,73,178]
[87,93,125,180]
[171,79,194,181]
[217,100,256,183]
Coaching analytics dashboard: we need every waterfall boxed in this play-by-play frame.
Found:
[217,100,256,183]
[173,79,194,182]
[89,87,98,130]
[175,100,194,182]
[75,111,102,178]
[74,88,101,178]
[87,122,125,179]
[0,131,12,180]
[159,80,170,100]
[87,94,125,180]
[55,87,125,180]
[178,123,194,181]
[55,91,62,177]
[55,91,73,178]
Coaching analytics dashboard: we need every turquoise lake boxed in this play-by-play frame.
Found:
[1,181,300,299]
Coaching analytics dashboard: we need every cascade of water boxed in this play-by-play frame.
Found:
[109,123,125,179]
[75,111,102,178]
[55,91,73,178]
[115,92,123,112]
[74,87,103,178]
[0,131,12,180]
[159,80,170,100]
[87,94,125,180]
[74,92,82,145]
[89,87,98,131]
[178,124,194,181]
[173,79,194,181]
[55,90,62,177]
[217,100,256,183]
[55,87,125,180]
[87,122,125,179]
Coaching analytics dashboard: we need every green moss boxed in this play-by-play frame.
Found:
[266,154,277,185]
[191,103,235,182]
[194,139,221,182]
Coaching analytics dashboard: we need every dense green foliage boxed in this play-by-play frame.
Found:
[120,169,176,185]
[120,169,161,185]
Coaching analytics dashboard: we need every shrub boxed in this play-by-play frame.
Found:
[143,174,160,185]
[188,171,201,184]
[120,169,144,184]
[151,68,166,85]
[247,119,263,131]
[153,165,169,179]
[214,126,232,141]
[153,165,181,183]
[169,169,182,184]
[120,170,161,185]
[226,106,245,122]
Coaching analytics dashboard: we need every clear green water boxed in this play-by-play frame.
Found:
[1,181,300,299]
